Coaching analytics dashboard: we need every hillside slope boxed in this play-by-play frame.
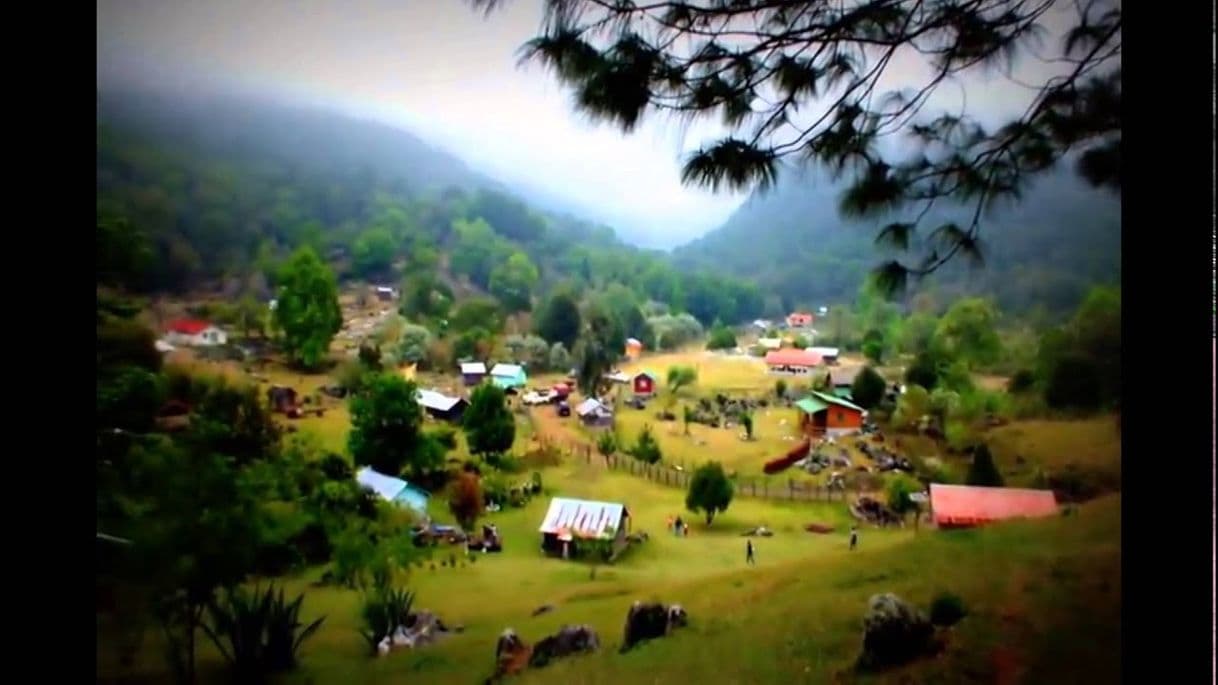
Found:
[672,164,1121,316]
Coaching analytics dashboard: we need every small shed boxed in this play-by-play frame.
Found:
[490,363,528,390]
[794,391,865,437]
[460,361,487,386]
[416,389,469,423]
[267,385,299,414]
[632,370,658,397]
[538,497,630,560]
[624,337,644,360]
[826,365,860,399]
[356,467,430,514]
[764,349,823,376]
[929,484,1059,529]
[575,398,614,427]
[374,285,397,302]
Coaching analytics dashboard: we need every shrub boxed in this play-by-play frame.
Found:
[358,588,415,654]
[851,366,887,409]
[685,462,734,525]
[774,379,787,398]
[485,452,524,473]
[202,585,325,678]
[429,425,458,450]
[928,592,967,627]
[1007,369,1036,394]
[630,425,662,464]
[706,324,737,350]
[596,430,618,458]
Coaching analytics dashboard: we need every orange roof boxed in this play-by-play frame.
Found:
[764,349,823,367]
[929,484,1058,528]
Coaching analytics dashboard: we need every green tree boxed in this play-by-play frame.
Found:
[534,290,582,349]
[235,295,268,339]
[630,425,662,464]
[774,379,787,399]
[454,326,493,361]
[348,374,433,479]
[463,383,516,459]
[740,412,754,440]
[851,366,887,410]
[595,430,618,459]
[965,444,1005,487]
[666,365,698,395]
[573,303,623,398]
[904,350,941,391]
[450,297,504,334]
[934,299,1003,369]
[352,227,397,279]
[400,272,453,321]
[685,462,734,526]
[474,0,1121,289]
[886,475,921,524]
[97,211,153,289]
[706,322,738,350]
[273,247,342,370]
[488,251,540,312]
[548,342,572,374]
[892,385,931,430]
[397,324,432,365]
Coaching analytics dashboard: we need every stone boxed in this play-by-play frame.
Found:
[528,624,600,668]
[621,601,689,652]
[856,593,936,671]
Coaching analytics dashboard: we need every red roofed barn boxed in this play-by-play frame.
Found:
[765,349,823,376]
[164,319,227,347]
[929,483,1059,529]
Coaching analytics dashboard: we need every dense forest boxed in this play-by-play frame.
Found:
[96,90,763,327]
[672,163,1122,318]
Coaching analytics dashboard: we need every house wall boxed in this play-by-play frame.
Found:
[633,376,654,395]
[767,364,815,376]
[462,373,485,386]
[166,328,227,347]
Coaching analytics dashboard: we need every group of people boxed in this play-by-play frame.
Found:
[666,515,690,537]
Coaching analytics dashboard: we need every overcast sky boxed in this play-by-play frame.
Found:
[97,0,1087,248]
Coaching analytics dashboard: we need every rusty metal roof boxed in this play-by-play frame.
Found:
[538,497,628,540]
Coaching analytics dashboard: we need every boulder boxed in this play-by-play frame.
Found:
[528,624,600,668]
[856,593,936,671]
[621,601,689,652]
[490,628,532,682]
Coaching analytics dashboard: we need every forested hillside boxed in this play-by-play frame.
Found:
[96,90,762,326]
[672,163,1122,317]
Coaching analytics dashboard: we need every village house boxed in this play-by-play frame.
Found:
[164,319,227,347]
[459,361,488,386]
[356,467,430,515]
[575,398,614,427]
[794,390,865,437]
[490,363,528,391]
[604,370,631,385]
[416,389,469,423]
[928,484,1059,529]
[751,319,772,331]
[373,285,397,302]
[808,346,840,365]
[764,349,823,376]
[631,370,659,397]
[786,311,815,329]
[538,497,630,560]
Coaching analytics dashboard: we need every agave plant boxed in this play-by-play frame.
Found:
[202,585,325,681]
[358,587,415,654]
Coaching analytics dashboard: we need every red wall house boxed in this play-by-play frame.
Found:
[795,391,864,437]
[632,371,657,397]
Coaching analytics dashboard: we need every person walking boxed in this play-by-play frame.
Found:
[674,516,683,537]
[683,522,690,537]
[746,539,755,566]
[666,515,674,533]
[849,525,858,551]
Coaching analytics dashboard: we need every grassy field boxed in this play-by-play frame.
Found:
[104,347,1122,684]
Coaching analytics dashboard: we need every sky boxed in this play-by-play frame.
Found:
[96,0,1091,249]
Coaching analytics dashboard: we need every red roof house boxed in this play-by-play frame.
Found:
[764,349,823,376]
[632,370,658,397]
[786,312,814,328]
[167,319,212,335]
[929,484,1059,529]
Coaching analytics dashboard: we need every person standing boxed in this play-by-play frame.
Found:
[849,525,858,551]
[746,539,755,566]
[683,522,690,537]
[666,515,674,533]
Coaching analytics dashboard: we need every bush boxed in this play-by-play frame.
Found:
[484,452,524,473]
[928,592,967,627]
[358,588,415,653]
[774,379,787,398]
[1007,369,1036,394]
[706,324,737,350]
[630,425,662,464]
[203,585,325,677]
[851,366,887,409]
[335,360,372,393]
[429,425,458,450]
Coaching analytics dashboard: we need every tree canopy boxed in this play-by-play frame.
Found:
[463,383,517,458]
[274,247,343,370]
[472,0,1121,292]
[685,461,734,525]
[348,374,436,479]
[535,290,582,349]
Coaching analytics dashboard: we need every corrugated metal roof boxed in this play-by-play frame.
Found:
[795,397,829,414]
[460,362,487,374]
[829,366,860,385]
[765,349,823,367]
[356,467,407,501]
[809,390,864,412]
[929,484,1058,527]
[538,497,627,539]
[490,363,525,377]
[416,389,464,412]
[809,346,841,357]
[575,398,608,417]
